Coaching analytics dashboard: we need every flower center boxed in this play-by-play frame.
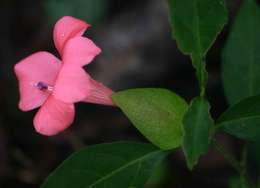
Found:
[35,81,53,92]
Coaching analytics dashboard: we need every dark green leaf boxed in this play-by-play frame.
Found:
[229,176,251,188]
[145,161,169,187]
[41,142,167,188]
[217,95,260,141]
[112,88,188,150]
[222,0,260,105]
[167,0,227,94]
[182,97,214,170]
[229,177,243,188]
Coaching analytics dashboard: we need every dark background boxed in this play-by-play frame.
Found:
[0,0,259,187]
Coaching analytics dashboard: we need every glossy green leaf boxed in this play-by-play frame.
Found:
[167,0,227,94]
[222,0,260,105]
[112,88,188,150]
[182,97,214,170]
[217,95,260,141]
[41,142,167,188]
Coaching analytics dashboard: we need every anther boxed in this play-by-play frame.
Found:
[35,82,53,92]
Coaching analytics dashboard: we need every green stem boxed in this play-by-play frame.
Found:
[199,59,207,98]
[212,139,255,188]
[240,143,255,188]
[191,54,207,98]
[212,139,241,173]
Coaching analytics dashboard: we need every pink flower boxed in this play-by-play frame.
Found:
[14,16,114,136]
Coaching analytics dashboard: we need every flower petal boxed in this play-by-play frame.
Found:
[14,51,61,111]
[53,16,90,55]
[62,36,101,67]
[53,66,91,103]
[83,78,115,106]
[33,96,75,136]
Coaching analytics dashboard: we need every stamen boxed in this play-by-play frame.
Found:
[35,82,53,92]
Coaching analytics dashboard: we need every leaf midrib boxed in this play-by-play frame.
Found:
[191,100,205,161]
[194,0,203,56]
[248,4,256,96]
[218,114,260,126]
[87,150,161,187]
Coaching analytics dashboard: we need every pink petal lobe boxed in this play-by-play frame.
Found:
[33,96,75,136]
[53,66,91,103]
[83,78,115,106]
[14,51,61,111]
[62,36,101,67]
[53,16,90,55]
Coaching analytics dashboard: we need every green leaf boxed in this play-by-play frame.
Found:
[229,177,243,188]
[229,176,250,188]
[167,0,227,94]
[217,95,260,141]
[145,161,169,187]
[112,88,188,150]
[222,0,260,105]
[41,142,167,188]
[182,97,214,170]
